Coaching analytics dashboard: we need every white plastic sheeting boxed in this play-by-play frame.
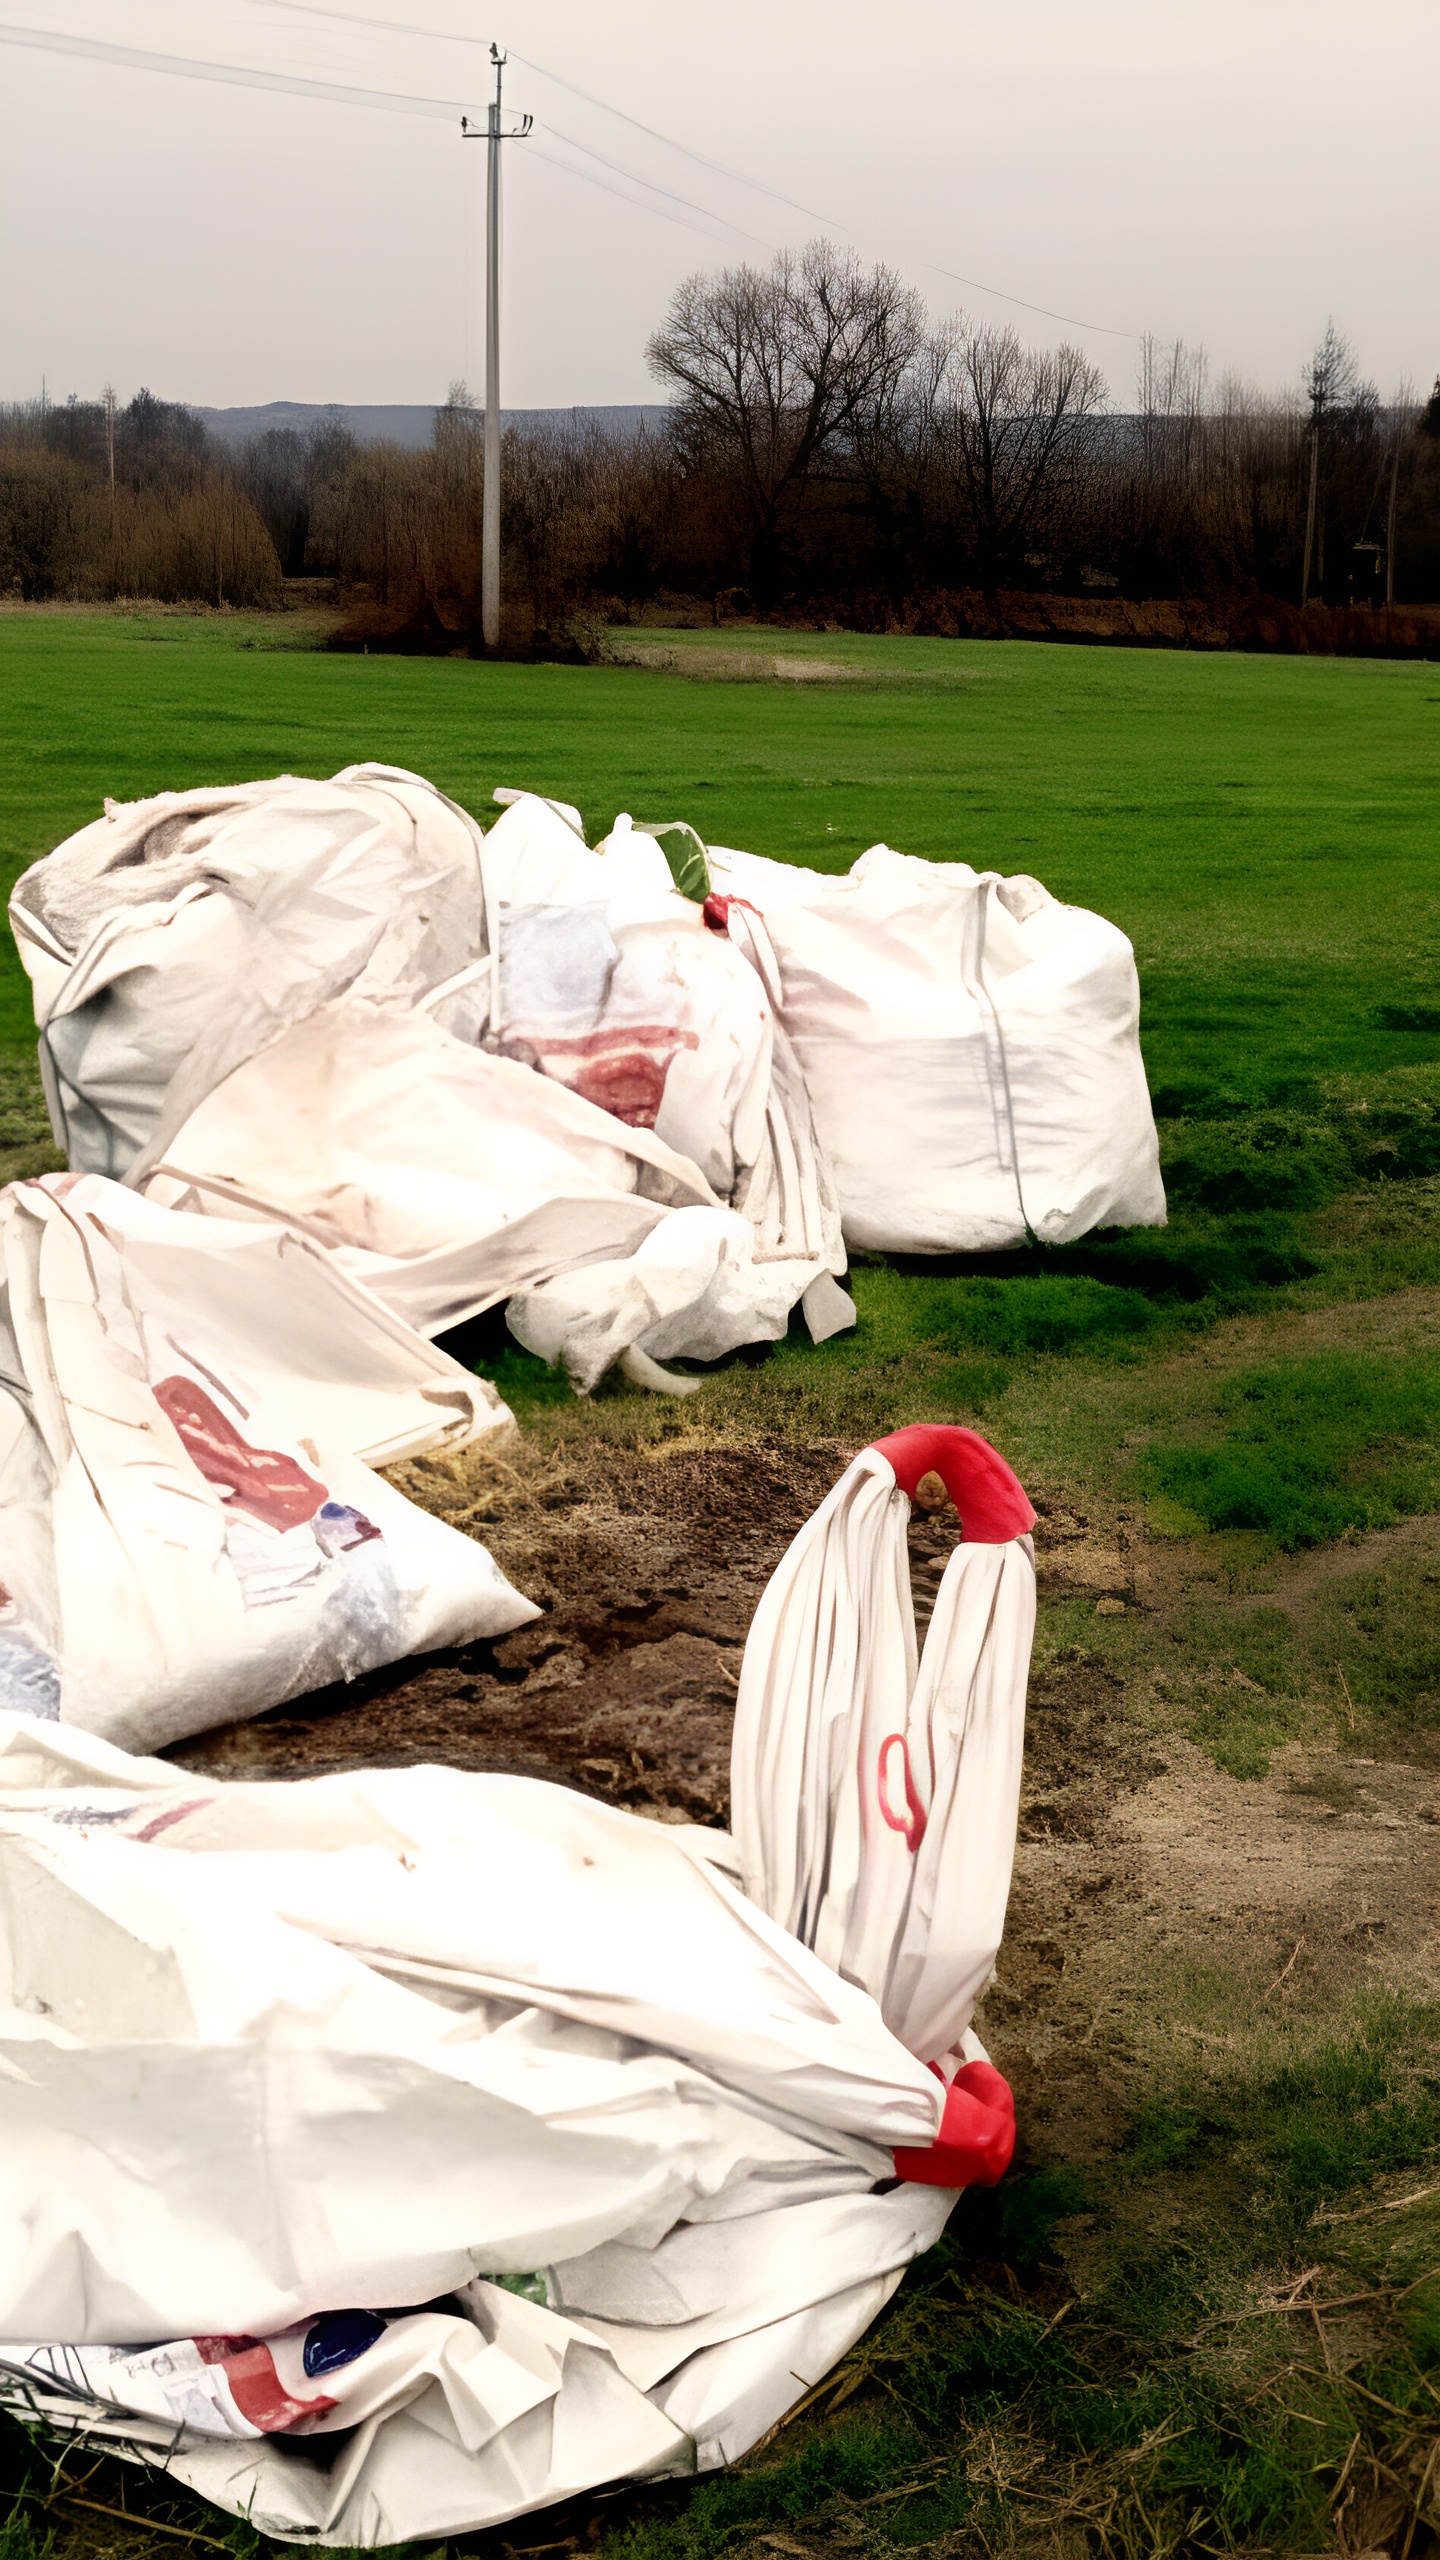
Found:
[0,1174,534,1753]
[0,1427,1034,2543]
[706,841,1166,1252]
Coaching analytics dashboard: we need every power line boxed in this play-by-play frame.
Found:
[925,263,1135,340]
[0,19,467,116]
[252,4,1138,334]
[251,0,841,225]
[0,19,768,251]
[541,121,773,252]
[4,12,1140,339]
[531,145,772,253]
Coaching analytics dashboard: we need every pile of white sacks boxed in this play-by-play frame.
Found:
[0,1423,1037,2547]
[0,768,1152,2538]
[10,764,1165,1390]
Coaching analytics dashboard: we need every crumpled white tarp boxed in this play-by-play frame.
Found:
[12,774,853,1390]
[9,764,486,1185]
[139,999,842,1390]
[0,1430,1034,2543]
[0,1173,534,1752]
[706,839,1166,1252]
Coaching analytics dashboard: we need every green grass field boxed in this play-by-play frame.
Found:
[2,609,1438,1090]
[2,608,1439,2560]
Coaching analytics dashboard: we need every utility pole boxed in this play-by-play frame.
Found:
[463,47,531,651]
[1384,407,1406,611]
[103,383,117,506]
[1300,418,1319,608]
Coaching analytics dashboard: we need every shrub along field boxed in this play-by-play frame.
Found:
[1,607,1438,2560]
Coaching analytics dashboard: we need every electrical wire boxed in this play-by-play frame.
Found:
[541,121,773,252]
[527,146,763,253]
[0,19,769,250]
[250,4,1137,331]
[0,19,468,116]
[250,0,843,225]
[926,263,1135,339]
[5,7,1140,337]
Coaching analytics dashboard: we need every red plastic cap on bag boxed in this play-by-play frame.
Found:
[869,1425,1035,1544]
[892,2060,1016,2190]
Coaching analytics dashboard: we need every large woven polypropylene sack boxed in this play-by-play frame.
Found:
[0,1432,1035,2542]
[705,839,1165,1252]
[140,1001,828,1390]
[731,1423,1037,2065]
[0,1716,959,2539]
[468,798,847,1306]
[9,765,485,1182]
[0,1174,534,1751]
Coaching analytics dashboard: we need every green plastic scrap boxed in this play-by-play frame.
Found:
[634,820,711,903]
[483,2270,552,2306]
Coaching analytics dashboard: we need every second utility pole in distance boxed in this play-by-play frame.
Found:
[463,46,531,651]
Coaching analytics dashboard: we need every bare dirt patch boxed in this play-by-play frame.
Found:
[173,1439,953,1821]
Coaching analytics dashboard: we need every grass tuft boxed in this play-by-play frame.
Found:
[1139,1350,1440,1549]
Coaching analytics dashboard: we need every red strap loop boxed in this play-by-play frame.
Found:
[892,2060,1016,2189]
[868,1425,1035,1544]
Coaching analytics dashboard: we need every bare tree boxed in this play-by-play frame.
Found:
[646,240,924,598]
[930,320,1107,579]
[1300,322,1360,604]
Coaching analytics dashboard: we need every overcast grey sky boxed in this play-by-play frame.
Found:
[1,0,1436,413]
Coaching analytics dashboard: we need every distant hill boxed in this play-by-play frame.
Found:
[194,401,670,450]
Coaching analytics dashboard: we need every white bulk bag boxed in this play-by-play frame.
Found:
[469,797,846,1296]
[141,1003,826,1389]
[731,1423,1036,2063]
[0,1174,534,1751]
[0,1715,954,2539]
[10,765,486,1183]
[706,840,1165,1252]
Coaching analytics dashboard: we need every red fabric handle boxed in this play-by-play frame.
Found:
[892,2060,1016,2190]
[869,1425,1035,1544]
[702,893,762,934]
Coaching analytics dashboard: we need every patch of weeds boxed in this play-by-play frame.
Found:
[957,2161,1092,2269]
[1120,1993,1440,2235]
[1302,1542,1440,1747]
[0,1054,53,1157]
[915,1271,1160,1359]
[1168,1602,1313,1776]
[1138,1350,1440,1549]
[1156,1070,1440,1222]
[1162,1109,1355,1211]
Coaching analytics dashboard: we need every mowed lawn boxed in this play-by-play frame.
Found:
[1,609,1437,1089]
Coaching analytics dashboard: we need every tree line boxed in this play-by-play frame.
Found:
[4,245,1440,644]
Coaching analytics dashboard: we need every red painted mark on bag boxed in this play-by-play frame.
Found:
[153,1377,328,1532]
[192,2337,337,2434]
[876,1732,928,1851]
[504,1023,701,1127]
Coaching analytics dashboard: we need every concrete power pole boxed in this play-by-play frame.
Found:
[463,48,531,652]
